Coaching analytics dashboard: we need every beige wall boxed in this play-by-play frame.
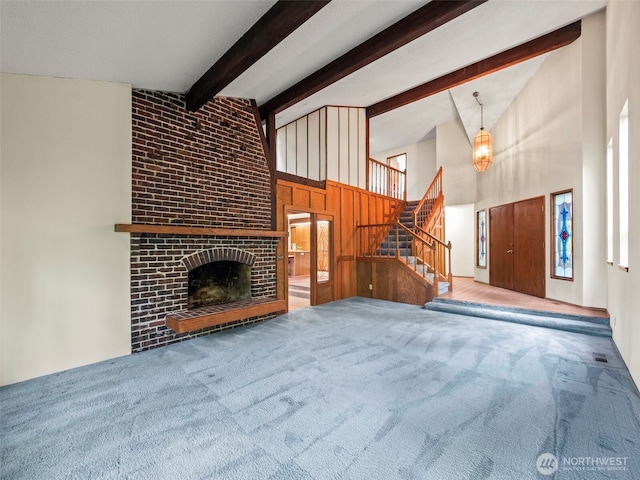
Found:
[606,0,640,384]
[444,204,475,277]
[474,12,606,311]
[581,11,608,309]
[0,74,132,386]
[436,119,475,206]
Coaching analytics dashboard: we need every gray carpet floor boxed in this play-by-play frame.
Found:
[2,297,639,480]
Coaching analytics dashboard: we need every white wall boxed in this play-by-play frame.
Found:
[581,12,608,309]
[371,138,437,201]
[606,0,640,385]
[436,119,475,206]
[445,204,475,277]
[0,74,132,386]
[474,13,606,309]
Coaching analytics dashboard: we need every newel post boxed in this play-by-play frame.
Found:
[432,241,439,297]
[447,241,453,290]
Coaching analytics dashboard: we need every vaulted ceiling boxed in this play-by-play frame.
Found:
[0,0,606,154]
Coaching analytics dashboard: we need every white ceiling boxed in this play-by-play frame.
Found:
[0,0,606,154]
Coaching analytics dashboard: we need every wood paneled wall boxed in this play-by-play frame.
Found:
[276,179,405,302]
[356,260,433,306]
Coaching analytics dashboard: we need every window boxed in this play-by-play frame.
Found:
[476,210,487,268]
[606,137,614,264]
[551,190,573,280]
[619,100,629,270]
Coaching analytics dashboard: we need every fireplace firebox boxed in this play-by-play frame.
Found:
[188,261,251,309]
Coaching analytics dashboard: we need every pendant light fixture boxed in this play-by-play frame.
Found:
[472,91,492,172]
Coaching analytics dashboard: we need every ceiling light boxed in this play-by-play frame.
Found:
[472,91,493,172]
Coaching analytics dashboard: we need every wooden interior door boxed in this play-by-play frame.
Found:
[311,213,334,305]
[513,197,545,297]
[489,204,514,290]
[490,197,545,298]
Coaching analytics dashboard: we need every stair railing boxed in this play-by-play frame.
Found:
[394,221,439,293]
[356,195,406,260]
[357,166,452,296]
[413,166,443,231]
[356,223,397,258]
[368,158,407,201]
[414,224,453,291]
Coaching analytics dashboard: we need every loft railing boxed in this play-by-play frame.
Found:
[413,166,443,231]
[368,158,406,200]
[356,220,445,295]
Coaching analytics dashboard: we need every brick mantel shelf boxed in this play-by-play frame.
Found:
[115,224,286,238]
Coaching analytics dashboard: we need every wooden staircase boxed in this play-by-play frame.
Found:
[378,201,419,257]
[358,167,452,299]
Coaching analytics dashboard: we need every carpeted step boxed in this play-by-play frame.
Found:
[400,259,449,295]
[381,241,411,250]
[438,282,450,295]
[399,213,414,222]
[377,248,412,257]
[423,298,611,337]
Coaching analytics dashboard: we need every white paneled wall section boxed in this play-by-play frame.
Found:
[277,106,366,189]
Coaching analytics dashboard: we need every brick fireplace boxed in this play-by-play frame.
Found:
[128,90,283,352]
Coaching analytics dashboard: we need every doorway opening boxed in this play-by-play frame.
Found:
[287,210,334,311]
[288,212,311,310]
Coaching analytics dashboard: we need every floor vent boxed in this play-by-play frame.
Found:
[593,353,608,363]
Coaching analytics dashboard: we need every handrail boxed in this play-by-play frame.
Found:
[369,158,405,175]
[368,158,407,201]
[413,166,443,230]
[422,195,444,233]
[395,221,434,248]
[415,223,453,289]
[414,224,447,248]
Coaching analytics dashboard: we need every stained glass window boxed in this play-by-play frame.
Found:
[477,210,487,268]
[552,190,573,279]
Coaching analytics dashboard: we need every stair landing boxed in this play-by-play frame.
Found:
[438,277,608,319]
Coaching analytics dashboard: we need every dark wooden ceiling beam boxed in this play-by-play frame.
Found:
[258,0,487,119]
[186,0,331,112]
[367,20,582,118]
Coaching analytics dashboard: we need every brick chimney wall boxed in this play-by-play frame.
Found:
[130,90,278,352]
[132,90,271,227]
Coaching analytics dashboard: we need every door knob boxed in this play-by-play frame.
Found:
[507,249,513,254]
